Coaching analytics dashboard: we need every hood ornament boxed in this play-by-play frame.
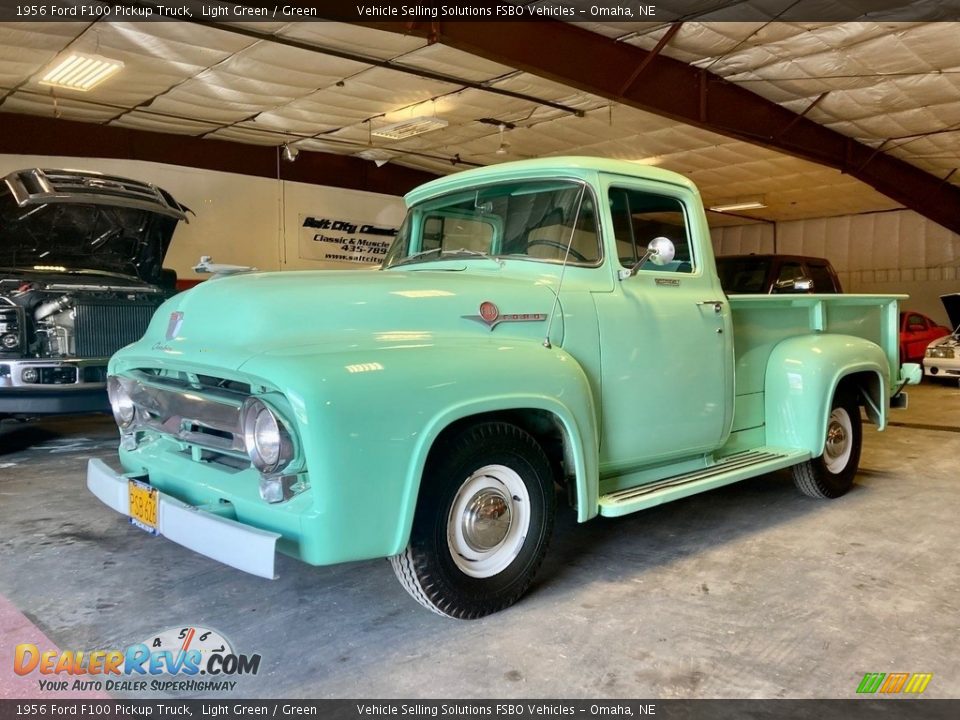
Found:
[463,301,546,331]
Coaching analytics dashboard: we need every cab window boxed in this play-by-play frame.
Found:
[806,262,838,293]
[609,188,693,272]
[907,314,927,331]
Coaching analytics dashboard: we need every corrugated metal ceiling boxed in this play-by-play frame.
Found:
[1,17,957,225]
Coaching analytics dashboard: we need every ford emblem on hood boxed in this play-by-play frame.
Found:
[166,311,184,341]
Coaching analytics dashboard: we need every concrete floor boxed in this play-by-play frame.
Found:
[1,380,958,699]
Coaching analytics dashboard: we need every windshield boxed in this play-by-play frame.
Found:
[0,195,177,283]
[383,180,600,269]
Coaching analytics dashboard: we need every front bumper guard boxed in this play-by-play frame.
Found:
[86,458,279,579]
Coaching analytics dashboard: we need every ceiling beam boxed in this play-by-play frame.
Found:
[0,112,437,196]
[360,19,960,235]
[619,22,682,95]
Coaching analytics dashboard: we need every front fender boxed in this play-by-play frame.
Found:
[239,338,599,563]
[764,334,889,457]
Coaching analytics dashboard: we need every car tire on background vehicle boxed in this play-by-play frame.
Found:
[792,385,862,499]
[390,421,556,619]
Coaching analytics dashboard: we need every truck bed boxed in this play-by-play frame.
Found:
[723,293,904,455]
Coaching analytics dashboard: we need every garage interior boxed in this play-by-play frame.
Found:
[1,4,959,700]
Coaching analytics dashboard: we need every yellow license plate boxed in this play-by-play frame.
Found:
[128,480,159,534]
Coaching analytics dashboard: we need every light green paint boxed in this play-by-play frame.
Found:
[106,157,907,569]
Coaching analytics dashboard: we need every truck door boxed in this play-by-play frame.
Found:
[594,182,734,471]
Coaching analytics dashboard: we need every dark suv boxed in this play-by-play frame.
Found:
[716,254,843,294]
[0,168,188,418]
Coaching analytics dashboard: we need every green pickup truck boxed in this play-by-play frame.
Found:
[88,158,920,619]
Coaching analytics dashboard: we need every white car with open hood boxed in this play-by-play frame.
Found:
[923,293,960,381]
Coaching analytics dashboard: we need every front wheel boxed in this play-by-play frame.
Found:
[792,386,862,499]
[390,422,555,619]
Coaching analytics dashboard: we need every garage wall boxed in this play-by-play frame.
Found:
[711,210,960,326]
[0,154,406,280]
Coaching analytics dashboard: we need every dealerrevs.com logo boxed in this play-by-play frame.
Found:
[14,626,261,693]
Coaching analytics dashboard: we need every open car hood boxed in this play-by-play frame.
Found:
[0,168,189,285]
[941,293,960,335]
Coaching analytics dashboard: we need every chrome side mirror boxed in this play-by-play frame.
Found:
[618,236,676,280]
[773,276,814,293]
[647,236,676,266]
[899,362,922,386]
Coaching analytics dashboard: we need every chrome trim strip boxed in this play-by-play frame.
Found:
[604,450,787,505]
[126,369,250,403]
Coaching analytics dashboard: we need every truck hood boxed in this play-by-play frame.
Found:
[136,268,561,370]
[0,168,188,285]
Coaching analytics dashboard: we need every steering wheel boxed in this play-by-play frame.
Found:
[525,239,588,262]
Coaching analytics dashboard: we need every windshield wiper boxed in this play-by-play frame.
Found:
[392,247,502,268]
[390,247,444,267]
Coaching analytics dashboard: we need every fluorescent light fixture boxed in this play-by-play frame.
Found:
[39,52,124,92]
[371,116,448,140]
[709,200,767,213]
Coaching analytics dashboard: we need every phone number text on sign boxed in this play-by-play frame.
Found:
[299,216,397,265]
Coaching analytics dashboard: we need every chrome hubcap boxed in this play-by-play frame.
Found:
[826,422,846,454]
[462,489,512,552]
[447,464,531,579]
[823,407,853,474]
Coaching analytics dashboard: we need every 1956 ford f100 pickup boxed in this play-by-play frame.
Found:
[88,158,920,619]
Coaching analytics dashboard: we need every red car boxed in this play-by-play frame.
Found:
[900,311,951,363]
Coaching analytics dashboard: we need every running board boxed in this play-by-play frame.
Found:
[598,448,810,517]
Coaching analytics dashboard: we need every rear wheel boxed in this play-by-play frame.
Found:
[390,422,555,619]
[793,386,862,499]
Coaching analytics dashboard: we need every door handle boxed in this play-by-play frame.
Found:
[697,300,724,313]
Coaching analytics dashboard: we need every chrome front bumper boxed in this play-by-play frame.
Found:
[86,458,279,579]
[0,357,107,388]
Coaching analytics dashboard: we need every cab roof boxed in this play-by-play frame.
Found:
[405,156,699,206]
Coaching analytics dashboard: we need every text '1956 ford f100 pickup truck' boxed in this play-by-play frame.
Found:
[87,158,921,619]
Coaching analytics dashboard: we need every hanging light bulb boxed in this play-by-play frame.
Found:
[496,123,508,156]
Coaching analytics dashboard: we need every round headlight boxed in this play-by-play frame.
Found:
[107,377,135,429]
[1,334,19,350]
[253,407,281,466]
[21,367,39,383]
[241,397,293,473]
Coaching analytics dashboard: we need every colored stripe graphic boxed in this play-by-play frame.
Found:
[857,673,886,693]
[880,673,910,693]
[904,673,933,694]
[857,671,933,694]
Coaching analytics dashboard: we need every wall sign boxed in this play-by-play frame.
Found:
[299,215,397,265]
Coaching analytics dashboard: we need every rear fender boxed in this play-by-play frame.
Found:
[765,334,889,457]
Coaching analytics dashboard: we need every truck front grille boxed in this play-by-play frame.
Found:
[74,302,158,358]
